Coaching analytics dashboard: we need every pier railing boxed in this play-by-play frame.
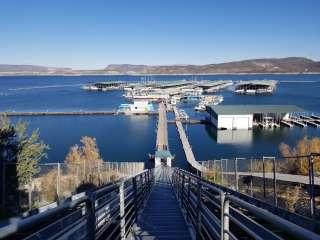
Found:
[201,153,320,220]
[0,168,154,240]
[173,168,320,240]
[1,161,144,217]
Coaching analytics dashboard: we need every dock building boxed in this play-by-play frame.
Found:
[234,80,277,94]
[206,105,304,130]
[83,81,125,91]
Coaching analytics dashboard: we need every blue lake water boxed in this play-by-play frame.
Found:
[1,74,320,169]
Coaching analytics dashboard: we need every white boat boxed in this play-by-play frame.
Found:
[246,89,257,94]
[194,95,224,111]
[117,100,155,115]
[178,109,189,120]
[82,85,99,91]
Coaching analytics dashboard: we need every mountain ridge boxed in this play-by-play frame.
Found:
[1,57,320,75]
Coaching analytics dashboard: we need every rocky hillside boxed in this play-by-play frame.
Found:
[104,57,320,74]
[0,64,72,74]
[1,57,319,75]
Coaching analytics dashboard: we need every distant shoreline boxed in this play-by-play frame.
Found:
[0,72,320,77]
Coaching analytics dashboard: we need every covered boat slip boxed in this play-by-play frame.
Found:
[234,80,277,94]
[206,105,305,130]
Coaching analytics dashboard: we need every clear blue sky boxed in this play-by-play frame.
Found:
[0,0,319,69]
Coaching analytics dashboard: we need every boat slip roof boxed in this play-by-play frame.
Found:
[235,80,278,86]
[207,105,305,115]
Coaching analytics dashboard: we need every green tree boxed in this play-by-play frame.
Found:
[0,115,48,217]
[15,122,48,187]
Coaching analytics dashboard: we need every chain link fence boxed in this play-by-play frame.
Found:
[1,161,144,216]
[201,154,320,219]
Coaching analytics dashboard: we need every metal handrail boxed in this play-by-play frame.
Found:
[0,168,154,240]
[172,168,320,240]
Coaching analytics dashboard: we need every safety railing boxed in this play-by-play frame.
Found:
[172,168,320,240]
[0,168,154,240]
[201,153,320,220]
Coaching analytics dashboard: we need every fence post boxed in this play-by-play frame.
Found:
[57,163,61,202]
[97,163,101,186]
[262,157,266,199]
[196,179,202,239]
[220,160,223,185]
[119,181,125,240]
[213,161,216,183]
[28,180,32,211]
[308,154,315,218]
[234,158,238,191]
[272,157,277,207]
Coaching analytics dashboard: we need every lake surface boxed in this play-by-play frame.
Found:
[1,74,320,169]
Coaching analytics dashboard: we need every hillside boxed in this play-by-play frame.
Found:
[1,57,320,75]
[104,57,320,74]
[0,64,72,74]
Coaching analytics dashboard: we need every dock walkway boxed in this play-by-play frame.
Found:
[173,106,204,172]
[156,102,169,151]
[131,167,191,240]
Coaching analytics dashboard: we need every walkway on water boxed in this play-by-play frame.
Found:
[173,106,204,172]
[156,102,169,151]
[131,167,192,240]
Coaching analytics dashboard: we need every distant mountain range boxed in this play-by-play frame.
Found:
[1,57,320,75]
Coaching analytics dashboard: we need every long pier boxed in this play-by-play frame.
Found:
[173,106,204,172]
[156,102,169,151]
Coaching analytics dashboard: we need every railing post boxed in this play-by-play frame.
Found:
[132,177,137,221]
[119,181,125,240]
[234,158,238,191]
[272,157,277,207]
[308,154,315,218]
[181,173,185,204]
[187,176,191,223]
[220,193,229,240]
[250,158,253,196]
[262,157,266,199]
[196,179,202,239]
[87,195,96,239]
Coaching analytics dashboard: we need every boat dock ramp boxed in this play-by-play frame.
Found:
[173,106,204,172]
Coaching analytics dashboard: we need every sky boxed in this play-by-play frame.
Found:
[0,0,319,69]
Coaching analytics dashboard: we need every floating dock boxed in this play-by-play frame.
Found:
[173,106,204,172]
[290,119,307,127]
[311,114,320,120]
[280,120,293,128]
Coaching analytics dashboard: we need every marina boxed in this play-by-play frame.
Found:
[1,74,320,165]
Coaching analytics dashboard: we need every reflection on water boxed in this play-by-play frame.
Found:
[216,129,253,144]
